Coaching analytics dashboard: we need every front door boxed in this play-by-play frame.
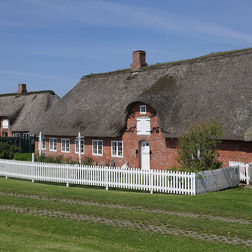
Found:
[141,140,150,170]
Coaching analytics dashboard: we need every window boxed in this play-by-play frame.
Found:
[75,139,84,154]
[137,117,150,135]
[61,139,70,153]
[42,137,46,150]
[2,132,8,137]
[192,147,201,160]
[2,119,9,129]
[13,133,20,137]
[140,105,146,114]
[23,133,29,138]
[92,140,103,156]
[111,141,123,157]
[49,138,57,151]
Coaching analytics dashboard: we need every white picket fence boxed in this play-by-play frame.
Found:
[229,161,251,185]
[0,159,196,195]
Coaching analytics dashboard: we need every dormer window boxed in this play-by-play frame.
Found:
[140,105,146,114]
[2,119,9,129]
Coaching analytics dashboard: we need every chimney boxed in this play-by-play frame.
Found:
[130,50,147,72]
[18,84,27,94]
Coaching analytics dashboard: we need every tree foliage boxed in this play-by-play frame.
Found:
[0,142,19,159]
[177,120,223,172]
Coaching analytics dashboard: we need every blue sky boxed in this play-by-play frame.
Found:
[1,0,252,97]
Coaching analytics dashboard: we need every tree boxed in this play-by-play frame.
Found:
[177,119,223,172]
[0,142,19,159]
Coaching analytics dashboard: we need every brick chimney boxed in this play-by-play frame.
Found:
[18,84,27,94]
[130,50,147,72]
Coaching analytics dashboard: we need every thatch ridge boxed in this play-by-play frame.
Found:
[0,90,56,97]
[81,47,252,79]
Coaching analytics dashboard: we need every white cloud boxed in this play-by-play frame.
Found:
[21,0,252,43]
[1,0,252,44]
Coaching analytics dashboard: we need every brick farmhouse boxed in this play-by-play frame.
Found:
[33,48,252,169]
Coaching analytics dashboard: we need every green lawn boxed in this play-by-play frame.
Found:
[0,177,251,251]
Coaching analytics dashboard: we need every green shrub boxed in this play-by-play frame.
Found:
[35,155,63,163]
[177,119,223,172]
[35,155,94,165]
[14,153,32,161]
[83,156,93,166]
[0,142,19,159]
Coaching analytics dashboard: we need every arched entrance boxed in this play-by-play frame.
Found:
[140,140,150,170]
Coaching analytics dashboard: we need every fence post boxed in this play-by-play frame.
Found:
[247,164,251,185]
[105,167,109,191]
[192,173,196,195]
[32,153,35,183]
[150,170,153,194]
[66,165,69,187]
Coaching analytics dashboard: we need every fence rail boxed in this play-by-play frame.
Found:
[229,161,251,185]
[0,159,196,195]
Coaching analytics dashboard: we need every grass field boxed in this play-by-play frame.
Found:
[0,177,251,251]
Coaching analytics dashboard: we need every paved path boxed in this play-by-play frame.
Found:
[0,191,250,225]
[0,204,251,248]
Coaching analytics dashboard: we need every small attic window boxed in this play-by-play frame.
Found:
[140,105,146,114]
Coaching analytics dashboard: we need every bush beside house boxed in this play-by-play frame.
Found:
[177,120,223,172]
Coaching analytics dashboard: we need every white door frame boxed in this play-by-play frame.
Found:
[140,140,150,170]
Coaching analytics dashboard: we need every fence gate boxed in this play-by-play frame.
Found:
[229,161,251,185]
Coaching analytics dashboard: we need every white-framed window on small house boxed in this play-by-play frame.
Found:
[137,117,150,135]
[2,119,9,129]
[49,138,57,152]
[111,141,123,157]
[42,137,46,150]
[61,139,70,153]
[13,133,20,137]
[23,133,29,138]
[140,105,146,114]
[92,140,103,156]
[75,139,84,154]
[191,147,201,160]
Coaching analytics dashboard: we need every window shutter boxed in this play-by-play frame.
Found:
[143,118,150,134]
[137,117,150,135]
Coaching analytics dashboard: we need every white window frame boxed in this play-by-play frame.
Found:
[192,147,201,160]
[92,140,103,156]
[140,105,147,114]
[2,119,9,129]
[13,133,20,137]
[137,117,151,135]
[42,137,46,150]
[49,138,57,152]
[61,138,70,153]
[23,133,29,138]
[111,141,123,157]
[75,139,84,154]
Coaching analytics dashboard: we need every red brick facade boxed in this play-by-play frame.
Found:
[35,103,252,169]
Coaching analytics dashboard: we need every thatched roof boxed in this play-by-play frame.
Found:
[33,47,252,141]
[0,90,60,133]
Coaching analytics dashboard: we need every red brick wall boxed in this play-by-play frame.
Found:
[35,103,252,169]
[218,140,252,167]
